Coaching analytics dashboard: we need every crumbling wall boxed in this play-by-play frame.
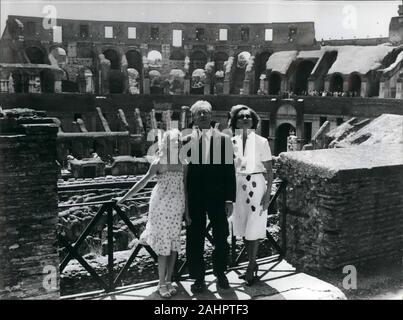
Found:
[277,144,403,271]
[0,109,60,299]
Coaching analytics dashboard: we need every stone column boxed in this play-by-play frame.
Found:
[184,79,190,95]
[54,71,63,93]
[379,81,386,98]
[342,78,349,93]
[0,79,8,93]
[223,79,230,94]
[281,78,287,93]
[396,80,402,99]
[360,80,368,97]
[143,78,150,94]
[203,83,210,95]
[0,110,60,299]
[324,80,330,92]
[308,78,315,93]
[243,79,250,95]
[180,106,189,130]
[85,73,94,93]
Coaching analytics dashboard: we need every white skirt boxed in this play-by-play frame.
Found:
[231,173,267,241]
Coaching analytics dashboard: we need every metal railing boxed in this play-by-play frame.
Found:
[58,178,287,293]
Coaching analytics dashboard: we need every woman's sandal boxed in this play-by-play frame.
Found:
[245,261,259,286]
[157,284,171,299]
[166,282,178,296]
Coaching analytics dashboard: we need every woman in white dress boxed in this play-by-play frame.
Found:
[116,129,189,298]
[230,105,273,285]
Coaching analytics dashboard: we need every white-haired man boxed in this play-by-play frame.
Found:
[184,100,236,293]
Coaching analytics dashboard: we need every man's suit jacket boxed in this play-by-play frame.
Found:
[185,129,236,208]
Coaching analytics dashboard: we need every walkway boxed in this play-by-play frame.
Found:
[62,255,346,300]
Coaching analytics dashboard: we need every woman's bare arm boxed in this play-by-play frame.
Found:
[116,162,159,204]
[261,160,274,211]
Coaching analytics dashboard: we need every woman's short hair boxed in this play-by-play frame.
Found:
[229,104,260,130]
[157,128,182,161]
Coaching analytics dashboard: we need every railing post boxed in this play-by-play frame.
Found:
[107,204,114,291]
[281,181,287,257]
[231,224,237,267]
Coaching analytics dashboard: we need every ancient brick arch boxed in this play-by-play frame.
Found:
[348,72,362,96]
[126,50,142,70]
[190,50,207,76]
[103,48,120,70]
[268,71,282,95]
[230,51,251,94]
[275,122,296,155]
[294,60,316,95]
[25,46,47,64]
[213,51,229,72]
[170,48,186,61]
[254,51,272,93]
[329,73,344,93]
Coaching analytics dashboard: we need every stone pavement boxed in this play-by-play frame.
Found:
[64,256,346,300]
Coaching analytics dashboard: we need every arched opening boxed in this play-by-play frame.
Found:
[275,123,296,155]
[329,73,344,93]
[11,71,27,93]
[170,48,185,61]
[169,69,185,94]
[213,52,228,94]
[294,60,315,95]
[62,80,79,92]
[214,52,229,72]
[126,50,142,70]
[77,46,94,59]
[147,50,163,67]
[190,51,207,75]
[40,69,55,93]
[109,70,125,93]
[255,51,272,93]
[190,68,205,94]
[126,50,143,93]
[78,67,94,93]
[348,73,361,96]
[149,70,163,94]
[25,46,46,64]
[230,51,251,94]
[103,49,120,70]
[268,72,282,95]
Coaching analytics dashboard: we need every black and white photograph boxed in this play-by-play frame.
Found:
[0,0,402,307]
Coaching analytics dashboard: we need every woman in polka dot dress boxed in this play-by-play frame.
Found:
[229,105,273,286]
[116,129,189,299]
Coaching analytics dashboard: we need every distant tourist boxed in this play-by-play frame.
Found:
[115,129,187,299]
[229,105,273,286]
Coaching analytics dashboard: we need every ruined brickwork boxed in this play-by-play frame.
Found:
[0,110,60,299]
[277,144,403,270]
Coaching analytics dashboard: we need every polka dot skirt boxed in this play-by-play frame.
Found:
[139,171,185,256]
[232,173,267,241]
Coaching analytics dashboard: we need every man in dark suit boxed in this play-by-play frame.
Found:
[184,100,236,293]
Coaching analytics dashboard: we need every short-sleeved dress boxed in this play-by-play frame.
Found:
[139,170,185,256]
[231,131,272,241]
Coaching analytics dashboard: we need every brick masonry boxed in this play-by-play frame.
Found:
[0,109,60,299]
[277,144,403,270]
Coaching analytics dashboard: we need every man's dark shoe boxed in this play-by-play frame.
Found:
[191,280,207,293]
[216,273,230,289]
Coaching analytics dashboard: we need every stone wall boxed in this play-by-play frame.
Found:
[0,109,60,299]
[277,144,403,270]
